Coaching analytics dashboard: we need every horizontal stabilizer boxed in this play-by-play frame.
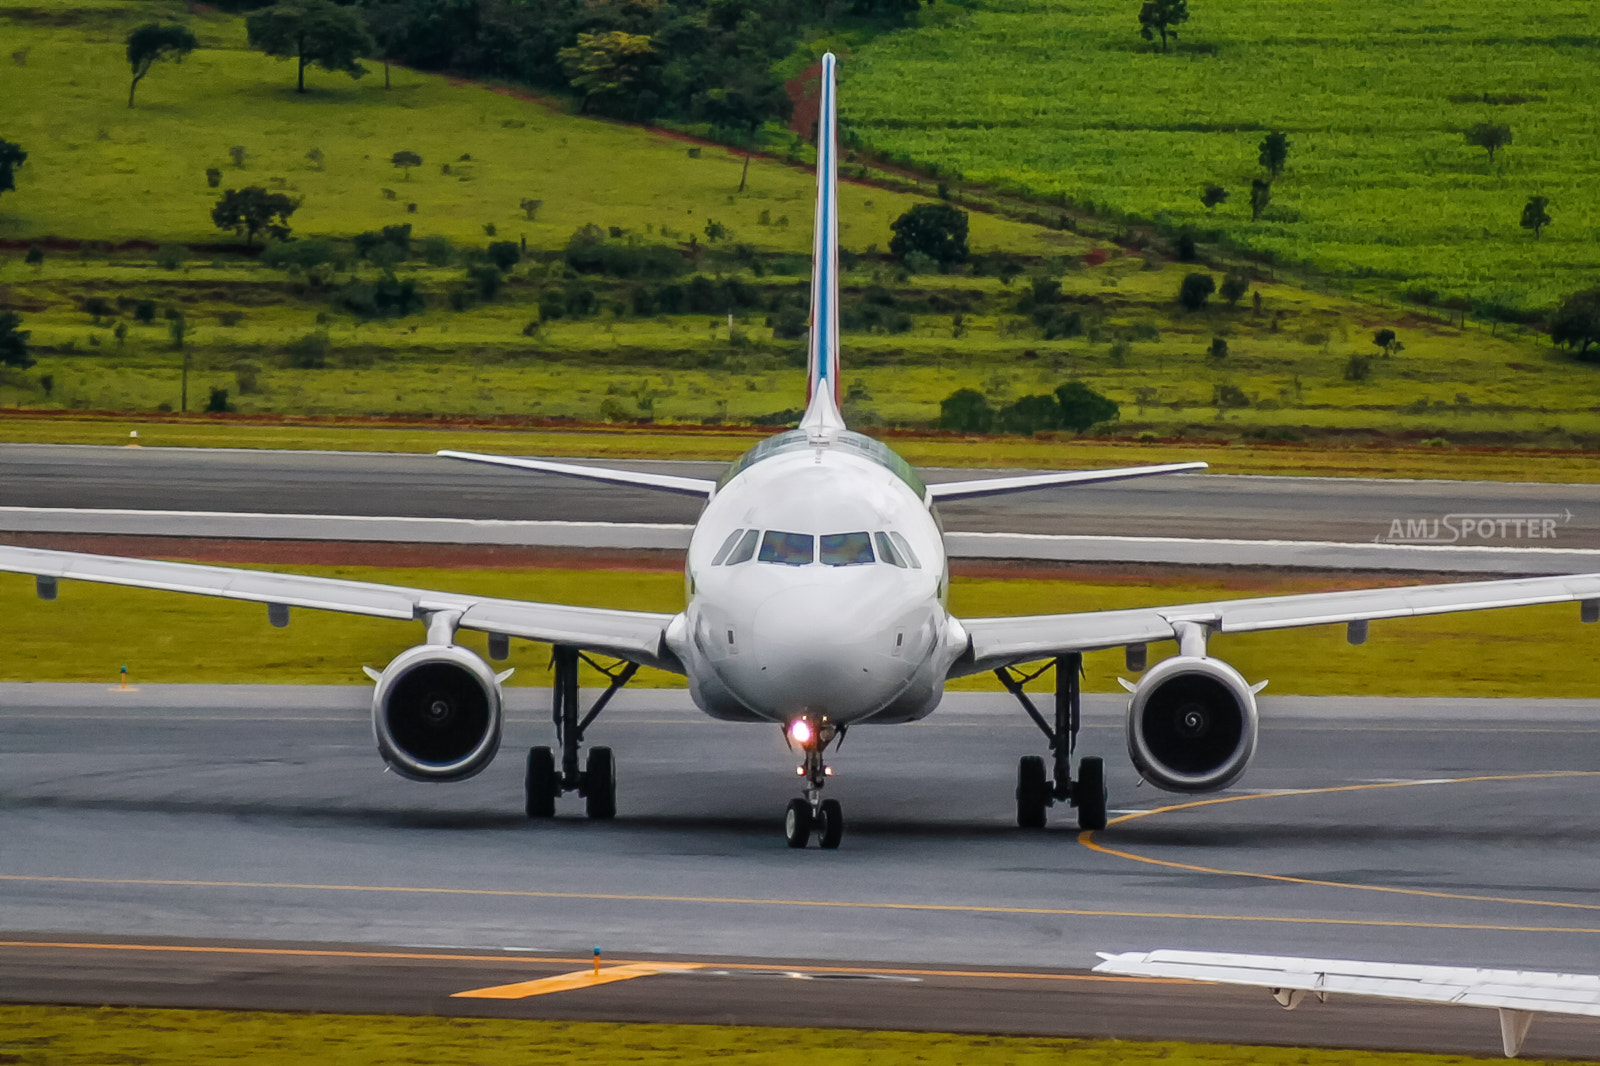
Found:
[1095,949,1600,1057]
[927,462,1207,502]
[438,451,715,497]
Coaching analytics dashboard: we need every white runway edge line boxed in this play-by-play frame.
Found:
[3,506,1599,574]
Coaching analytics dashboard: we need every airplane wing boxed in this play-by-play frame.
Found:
[438,450,716,497]
[1094,949,1600,1057]
[953,572,1600,675]
[926,462,1207,502]
[0,545,680,671]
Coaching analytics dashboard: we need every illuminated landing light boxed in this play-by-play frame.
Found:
[789,718,813,746]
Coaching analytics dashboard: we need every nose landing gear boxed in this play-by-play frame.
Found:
[782,716,845,849]
[996,652,1108,832]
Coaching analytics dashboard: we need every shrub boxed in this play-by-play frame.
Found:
[205,387,233,413]
[467,263,502,300]
[1056,381,1119,432]
[538,292,566,320]
[83,296,113,321]
[25,246,43,267]
[768,306,807,340]
[1219,273,1250,307]
[996,394,1061,436]
[1551,288,1600,359]
[889,203,970,266]
[261,239,337,271]
[422,235,454,267]
[233,359,263,394]
[133,300,156,323]
[1212,383,1249,409]
[939,388,993,432]
[1208,336,1229,360]
[486,240,521,271]
[1343,353,1373,381]
[1176,232,1197,262]
[285,331,331,369]
[155,244,188,270]
[1178,272,1215,311]
[205,167,221,188]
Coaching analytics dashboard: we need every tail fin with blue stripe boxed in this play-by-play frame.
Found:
[801,52,845,434]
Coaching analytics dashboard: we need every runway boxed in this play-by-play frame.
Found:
[3,443,1597,546]
[4,684,1600,1055]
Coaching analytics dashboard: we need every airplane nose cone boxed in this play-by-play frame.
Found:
[753,584,860,649]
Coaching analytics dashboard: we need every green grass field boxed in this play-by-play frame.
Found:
[844,0,1600,311]
[3,562,1595,697]
[10,1005,1589,1066]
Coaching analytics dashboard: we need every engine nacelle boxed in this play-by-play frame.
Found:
[1126,655,1258,793]
[371,644,503,782]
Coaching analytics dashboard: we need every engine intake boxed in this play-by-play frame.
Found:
[371,644,503,781]
[1126,655,1258,793]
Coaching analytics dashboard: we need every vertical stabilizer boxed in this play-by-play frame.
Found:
[801,52,845,434]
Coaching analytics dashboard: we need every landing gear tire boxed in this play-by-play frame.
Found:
[784,798,814,848]
[1074,756,1107,831]
[816,798,844,849]
[525,746,556,819]
[584,746,616,820]
[1016,754,1049,829]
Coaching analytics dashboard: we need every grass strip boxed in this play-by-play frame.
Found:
[2,564,1595,697]
[3,415,1598,483]
[1,1004,1591,1066]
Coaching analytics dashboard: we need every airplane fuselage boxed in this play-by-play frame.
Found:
[667,429,969,726]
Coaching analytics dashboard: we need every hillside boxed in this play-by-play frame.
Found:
[0,0,1594,448]
[844,0,1600,312]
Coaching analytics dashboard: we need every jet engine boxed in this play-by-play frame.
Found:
[1125,655,1258,793]
[371,644,503,781]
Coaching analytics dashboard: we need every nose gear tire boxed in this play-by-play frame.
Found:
[1074,755,1107,831]
[784,798,813,848]
[1016,755,1049,828]
[584,746,617,820]
[525,746,556,818]
[817,798,843,849]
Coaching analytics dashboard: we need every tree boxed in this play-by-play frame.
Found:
[211,186,300,246]
[1521,195,1552,239]
[1258,131,1290,178]
[1055,381,1119,433]
[1465,122,1512,165]
[1372,328,1402,357]
[939,388,993,433]
[125,23,197,108]
[700,74,792,193]
[0,139,26,202]
[1219,272,1249,307]
[1249,178,1272,221]
[557,32,655,116]
[360,0,411,89]
[1201,183,1228,210]
[889,203,970,267]
[1551,288,1600,359]
[0,311,33,369]
[1178,272,1215,311]
[391,150,421,177]
[1138,0,1189,52]
[246,0,374,94]
[996,394,1062,436]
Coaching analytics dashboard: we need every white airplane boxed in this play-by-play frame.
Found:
[3,53,1598,848]
[1095,949,1600,1057]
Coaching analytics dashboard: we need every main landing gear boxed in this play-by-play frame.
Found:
[995,652,1108,832]
[782,715,845,849]
[526,644,638,820]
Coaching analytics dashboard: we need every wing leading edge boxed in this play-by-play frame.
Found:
[0,545,680,671]
[927,461,1207,502]
[1095,949,1600,1057]
[438,450,715,497]
[954,571,1600,676]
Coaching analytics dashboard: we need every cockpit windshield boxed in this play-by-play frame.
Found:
[819,532,874,566]
[758,530,815,566]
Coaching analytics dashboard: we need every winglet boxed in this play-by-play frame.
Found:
[800,52,845,436]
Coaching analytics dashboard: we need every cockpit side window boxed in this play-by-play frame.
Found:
[820,532,874,567]
[724,528,759,565]
[758,530,814,566]
[888,531,922,569]
[710,528,744,566]
[874,532,906,568]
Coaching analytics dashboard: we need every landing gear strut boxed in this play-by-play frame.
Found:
[525,644,637,820]
[783,716,845,849]
[995,652,1107,831]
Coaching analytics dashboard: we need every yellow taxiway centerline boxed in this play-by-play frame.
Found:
[452,961,706,999]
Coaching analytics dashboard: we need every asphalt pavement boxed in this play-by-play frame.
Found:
[3,443,1598,546]
[4,684,1600,1056]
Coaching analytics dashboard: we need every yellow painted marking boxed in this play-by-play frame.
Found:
[0,941,1178,985]
[2,876,1600,935]
[1079,771,1600,912]
[452,961,705,999]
